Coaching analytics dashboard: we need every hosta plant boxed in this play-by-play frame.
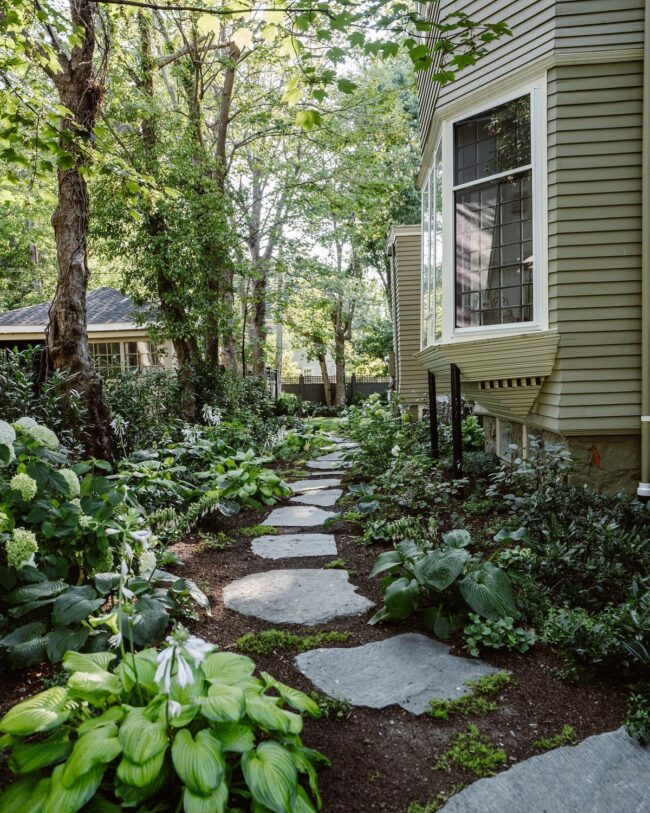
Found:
[0,628,328,812]
[205,450,291,510]
[369,529,519,637]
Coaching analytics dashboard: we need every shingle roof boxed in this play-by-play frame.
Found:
[0,287,143,328]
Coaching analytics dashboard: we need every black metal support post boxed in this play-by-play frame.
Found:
[428,371,439,459]
[450,363,463,479]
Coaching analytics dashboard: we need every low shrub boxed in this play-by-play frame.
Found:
[463,613,536,658]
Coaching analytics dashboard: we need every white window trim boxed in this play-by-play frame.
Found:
[420,136,443,350]
[439,76,548,344]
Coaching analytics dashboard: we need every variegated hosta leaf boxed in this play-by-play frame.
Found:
[118,709,167,764]
[242,741,298,813]
[62,724,122,787]
[202,653,256,686]
[210,722,255,753]
[182,783,228,813]
[171,729,225,796]
[42,763,105,813]
[0,687,71,736]
[0,776,51,813]
[200,682,245,722]
[117,747,167,788]
[8,730,71,775]
[244,692,302,734]
[260,673,321,718]
[62,651,116,675]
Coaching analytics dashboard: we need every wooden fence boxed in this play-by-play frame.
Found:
[281,373,391,405]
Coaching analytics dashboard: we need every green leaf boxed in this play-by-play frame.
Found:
[123,595,169,647]
[9,730,72,774]
[260,673,320,718]
[119,709,167,764]
[0,776,51,813]
[115,747,167,788]
[42,762,104,813]
[171,729,225,796]
[459,564,519,621]
[63,651,116,674]
[114,649,158,693]
[200,682,245,722]
[7,581,67,606]
[182,784,228,813]
[295,110,322,130]
[62,725,122,787]
[369,550,403,578]
[414,549,469,592]
[442,529,472,548]
[202,652,256,685]
[245,692,301,734]
[0,687,71,736]
[52,586,105,626]
[46,627,90,663]
[211,722,255,753]
[383,577,420,620]
[242,741,298,813]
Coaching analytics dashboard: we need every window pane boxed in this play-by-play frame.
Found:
[453,95,531,185]
[422,143,444,346]
[433,143,443,340]
[90,342,122,377]
[455,169,533,328]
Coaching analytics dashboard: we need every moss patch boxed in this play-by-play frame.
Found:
[235,628,352,657]
[533,724,578,751]
[433,725,507,777]
[428,672,512,721]
[239,525,278,537]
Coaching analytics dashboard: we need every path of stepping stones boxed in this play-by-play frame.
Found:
[221,430,650,811]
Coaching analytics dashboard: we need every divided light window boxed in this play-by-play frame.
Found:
[454,95,533,328]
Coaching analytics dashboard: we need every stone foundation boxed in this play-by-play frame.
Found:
[481,415,640,495]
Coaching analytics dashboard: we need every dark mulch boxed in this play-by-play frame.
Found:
[0,479,627,812]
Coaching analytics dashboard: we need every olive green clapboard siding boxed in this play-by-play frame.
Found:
[418,1,645,160]
[390,229,429,406]
[529,59,644,435]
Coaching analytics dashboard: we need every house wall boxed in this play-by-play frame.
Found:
[389,227,429,410]
[530,59,644,436]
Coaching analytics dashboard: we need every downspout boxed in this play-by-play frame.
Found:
[639,0,650,500]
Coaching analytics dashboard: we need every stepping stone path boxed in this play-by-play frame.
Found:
[220,426,646,808]
[438,727,650,813]
[251,533,337,560]
[307,459,351,470]
[295,634,500,714]
[291,488,342,507]
[223,569,373,625]
[290,478,342,493]
[263,505,338,527]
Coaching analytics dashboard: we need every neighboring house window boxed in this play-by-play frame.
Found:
[454,94,533,328]
[89,342,122,376]
[124,341,159,370]
[421,142,443,346]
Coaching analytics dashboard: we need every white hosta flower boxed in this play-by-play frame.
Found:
[154,627,214,695]
[59,468,80,497]
[130,529,152,543]
[108,631,123,649]
[167,700,183,719]
[154,646,175,695]
[391,445,401,457]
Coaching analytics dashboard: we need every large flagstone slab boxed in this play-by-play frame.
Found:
[317,451,346,462]
[262,505,339,527]
[307,459,351,470]
[291,489,342,507]
[438,727,650,813]
[223,569,374,625]
[295,633,499,714]
[290,478,342,493]
[251,533,337,560]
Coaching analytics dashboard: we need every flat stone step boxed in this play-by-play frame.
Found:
[290,478,342,493]
[263,505,339,527]
[251,533,337,560]
[317,451,346,462]
[307,460,351,471]
[438,727,650,813]
[295,633,500,714]
[291,489,342,508]
[223,569,374,625]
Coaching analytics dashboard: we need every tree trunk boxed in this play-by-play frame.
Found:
[318,354,333,407]
[333,330,346,406]
[250,262,268,376]
[47,0,112,458]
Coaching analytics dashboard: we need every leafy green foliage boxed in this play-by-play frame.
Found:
[463,614,536,658]
[433,725,507,778]
[236,629,351,657]
[428,672,512,721]
[309,692,353,720]
[533,725,578,751]
[407,784,466,813]
[625,688,650,746]
[369,530,517,632]
[0,636,328,812]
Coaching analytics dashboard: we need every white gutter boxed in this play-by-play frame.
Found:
[639,0,650,500]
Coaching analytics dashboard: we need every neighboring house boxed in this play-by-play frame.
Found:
[390,1,650,494]
[388,225,429,414]
[0,287,175,375]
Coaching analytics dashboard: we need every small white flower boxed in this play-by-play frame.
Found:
[167,700,183,718]
[130,529,152,543]
[108,631,123,649]
[120,559,129,579]
[154,646,175,694]
[391,445,401,457]
[175,656,194,689]
[183,635,214,665]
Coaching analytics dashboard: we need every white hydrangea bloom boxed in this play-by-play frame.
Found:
[7,528,38,569]
[59,468,80,497]
[0,420,16,445]
[139,549,157,578]
[27,424,60,450]
[9,473,38,501]
[14,417,37,430]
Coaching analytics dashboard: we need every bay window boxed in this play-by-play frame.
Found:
[453,95,533,328]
